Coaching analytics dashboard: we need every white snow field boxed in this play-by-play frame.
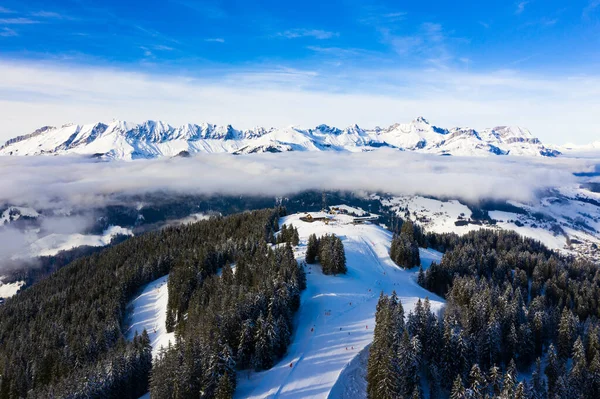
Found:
[27,225,133,257]
[235,212,444,399]
[379,192,600,262]
[125,275,175,358]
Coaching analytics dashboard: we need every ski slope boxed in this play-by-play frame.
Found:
[235,212,444,399]
[124,275,175,358]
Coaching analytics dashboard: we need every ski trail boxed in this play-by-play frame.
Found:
[235,213,445,399]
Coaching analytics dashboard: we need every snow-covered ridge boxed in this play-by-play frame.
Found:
[0,117,560,160]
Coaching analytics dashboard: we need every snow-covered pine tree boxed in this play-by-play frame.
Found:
[305,234,318,264]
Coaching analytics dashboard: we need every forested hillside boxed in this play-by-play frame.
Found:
[0,208,288,398]
[368,229,600,398]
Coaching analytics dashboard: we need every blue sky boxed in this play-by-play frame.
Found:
[1,0,599,144]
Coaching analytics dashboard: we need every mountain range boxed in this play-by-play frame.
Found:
[0,117,562,160]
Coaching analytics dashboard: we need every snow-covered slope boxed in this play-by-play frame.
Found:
[0,117,559,160]
[235,212,444,399]
[125,275,175,358]
[379,188,600,263]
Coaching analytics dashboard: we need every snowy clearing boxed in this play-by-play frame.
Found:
[124,275,174,358]
[235,212,444,399]
[26,225,133,257]
[380,193,600,262]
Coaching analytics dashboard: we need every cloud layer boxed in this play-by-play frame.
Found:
[0,150,595,211]
[1,149,598,269]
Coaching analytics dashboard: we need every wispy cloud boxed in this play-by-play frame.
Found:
[307,45,372,59]
[380,22,453,67]
[358,6,406,26]
[139,44,175,57]
[525,17,558,27]
[278,29,338,40]
[0,27,17,37]
[30,11,76,20]
[153,44,174,51]
[515,1,529,15]
[0,6,14,13]
[0,17,40,25]
[478,21,490,28]
[583,0,600,19]
[205,38,225,43]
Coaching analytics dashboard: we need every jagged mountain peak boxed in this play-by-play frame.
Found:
[0,118,560,160]
[412,116,430,124]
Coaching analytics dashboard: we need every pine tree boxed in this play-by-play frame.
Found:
[501,359,517,398]
[252,314,274,371]
[450,375,465,399]
[545,344,562,398]
[375,344,400,399]
[587,325,600,363]
[514,382,526,399]
[417,265,425,287]
[488,365,502,397]
[558,308,577,360]
[237,320,255,369]
[588,352,600,398]
[291,227,300,246]
[215,372,234,399]
[531,357,547,399]
[305,234,318,264]
[569,336,586,397]
[468,364,485,399]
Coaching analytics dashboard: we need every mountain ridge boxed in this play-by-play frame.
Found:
[0,117,562,160]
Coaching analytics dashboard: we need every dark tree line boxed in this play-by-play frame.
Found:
[305,233,347,275]
[0,208,286,398]
[390,220,421,269]
[368,228,600,398]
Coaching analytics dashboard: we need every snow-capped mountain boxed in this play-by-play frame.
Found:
[0,117,560,160]
[561,141,600,152]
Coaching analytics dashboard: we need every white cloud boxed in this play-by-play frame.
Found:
[0,27,17,37]
[1,149,595,267]
[278,29,338,40]
[204,38,225,43]
[0,17,39,24]
[0,150,590,211]
[30,11,72,20]
[0,60,599,145]
[516,1,529,15]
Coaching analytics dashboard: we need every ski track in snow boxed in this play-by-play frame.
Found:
[235,213,444,399]
[125,275,174,358]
